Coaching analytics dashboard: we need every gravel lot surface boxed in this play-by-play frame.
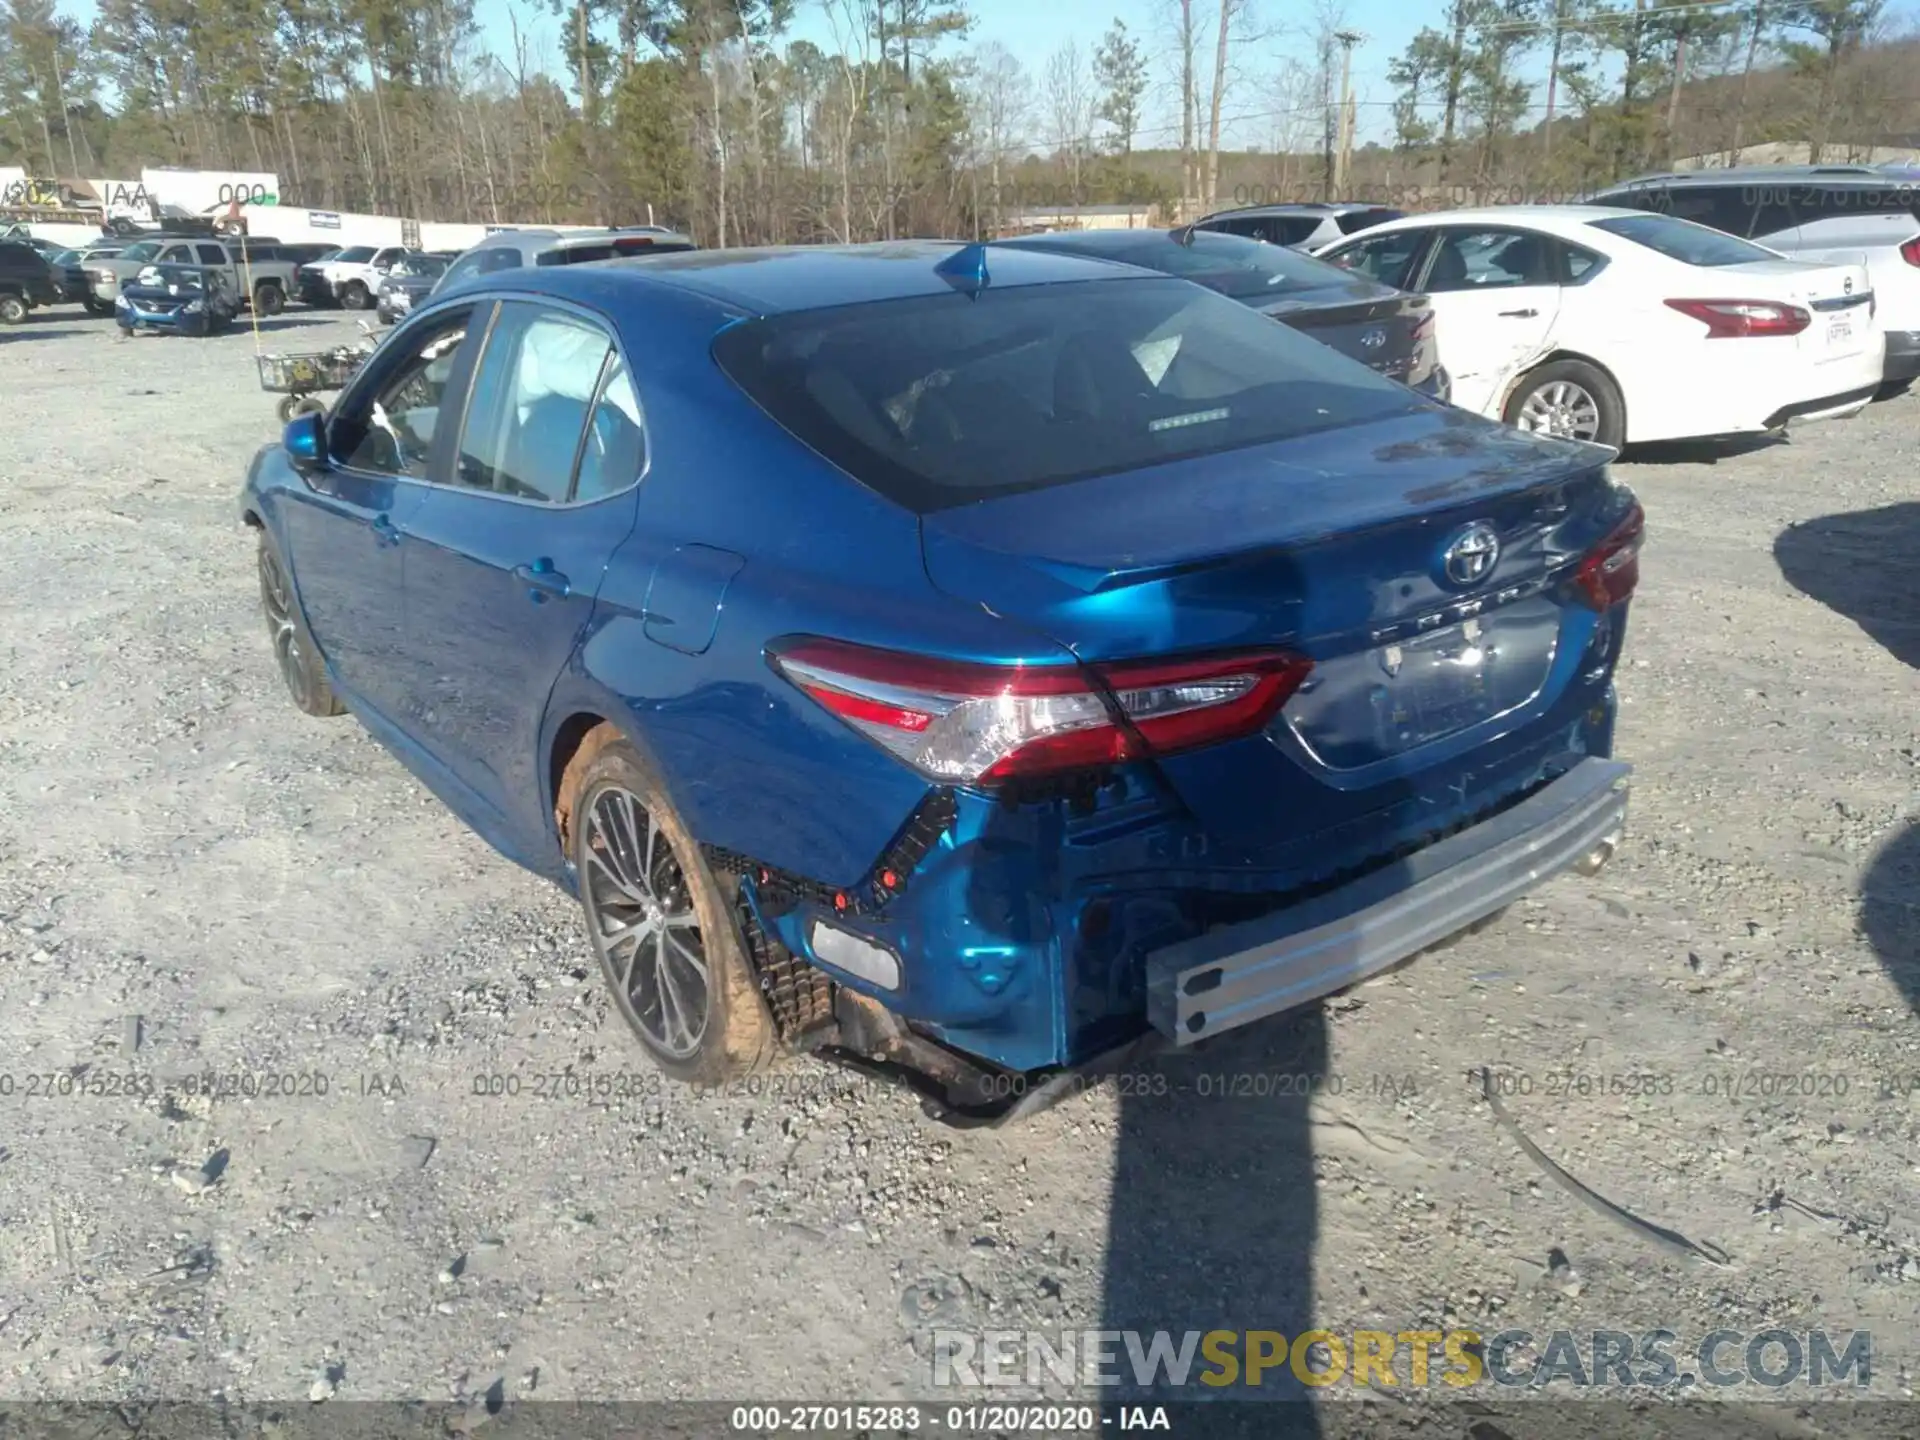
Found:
[3,311,1920,1430]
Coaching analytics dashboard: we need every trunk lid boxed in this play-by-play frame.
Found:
[1712,257,1875,356]
[920,406,1628,839]
[1260,286,1433,387]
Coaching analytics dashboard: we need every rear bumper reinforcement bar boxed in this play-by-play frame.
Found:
[1145,757,1631,1046]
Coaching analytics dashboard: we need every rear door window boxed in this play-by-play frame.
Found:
[711,275,1418,513]
[196,243,227,265]
[573,356,648,502]
[1323,229,1429,288]
[454,303,615,503]
[1421,228,1558,292]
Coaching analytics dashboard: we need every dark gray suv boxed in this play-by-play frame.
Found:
[1193,202,1406,250]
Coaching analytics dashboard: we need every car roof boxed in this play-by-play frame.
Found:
[1198,201,1385,218]
[1599,164,1920,189]
[1327,204,1653,239]
[471,240,1146,317]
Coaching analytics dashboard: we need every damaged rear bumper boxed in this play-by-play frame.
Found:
[1144,757,1631,1045]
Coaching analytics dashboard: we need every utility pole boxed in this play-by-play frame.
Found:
[1333,30,1362,196]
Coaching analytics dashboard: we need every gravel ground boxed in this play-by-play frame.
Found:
[3,310,1920,1429]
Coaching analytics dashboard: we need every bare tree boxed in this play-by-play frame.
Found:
[1157,0,1203,212]
[967,40,1030,231]
[1265,56,1316,196]
[1044,40,1094,204]
[1202,0,1255,211]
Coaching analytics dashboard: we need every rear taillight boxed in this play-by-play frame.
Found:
[769,639,1313,783]
[1409,307,1436,343]
[612,237,656,254]
[1901,236,1920,267]
[1573,502,1645,611]
[1664,298,1809,338]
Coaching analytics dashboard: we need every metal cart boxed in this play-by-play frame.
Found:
[258,343,375,424]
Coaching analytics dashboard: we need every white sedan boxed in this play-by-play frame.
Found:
[1312,205,1884,448]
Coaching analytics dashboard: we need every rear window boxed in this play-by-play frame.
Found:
[1089,232,1368,301]
[1336,207,1403,234]
[711,276,1419,513]
[1587,214,1778,267]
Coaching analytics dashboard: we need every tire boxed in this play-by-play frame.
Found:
[561,727,778,1086]
[0,293,27,325]
[256,531,345,717]
[82,296,110,317]
[1502,359,1625,449]
[1874,377,1914,402]
[253,281,285,316]
[340,280,370,311]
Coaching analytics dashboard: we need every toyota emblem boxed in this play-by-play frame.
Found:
[1442,522,1501,587]
[1360,328,1387,349]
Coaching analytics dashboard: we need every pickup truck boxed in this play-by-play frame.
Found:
[87,236,301,315]
[297,244,412,310]
[0,239,58,323]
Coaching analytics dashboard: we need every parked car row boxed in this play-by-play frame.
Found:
[1190,168,1920,447]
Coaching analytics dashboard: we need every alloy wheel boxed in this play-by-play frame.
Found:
[257,545,312,707]
[1515,380,1601,441]
[581,785,710,1060]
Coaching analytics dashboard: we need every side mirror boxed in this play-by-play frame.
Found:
[283,411,328,472]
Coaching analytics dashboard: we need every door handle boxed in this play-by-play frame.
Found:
[371,513,401,546]
[1498,307,1539,318]
[513,558,572,603]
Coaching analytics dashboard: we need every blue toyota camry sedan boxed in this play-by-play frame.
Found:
[241,241,1641,1119]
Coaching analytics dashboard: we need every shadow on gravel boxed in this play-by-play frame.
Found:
[1780,501,1920,1054]
[0,325,92,342]
[1774,501,1920,671]
[1862,825,1920,1016]
[243,315,342,335]
[1102,1010,1325,1437]
[1621,433,1785,466]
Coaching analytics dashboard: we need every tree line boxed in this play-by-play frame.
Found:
[0,0,1910,244]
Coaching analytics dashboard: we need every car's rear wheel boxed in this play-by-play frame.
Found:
[340,280,370,310]
[82,296,110,317]
[0,293,27,325]
[253,281,285,316]
[256,532,344,717]
[1504,360,1624,448]
[562,728,777,1085]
